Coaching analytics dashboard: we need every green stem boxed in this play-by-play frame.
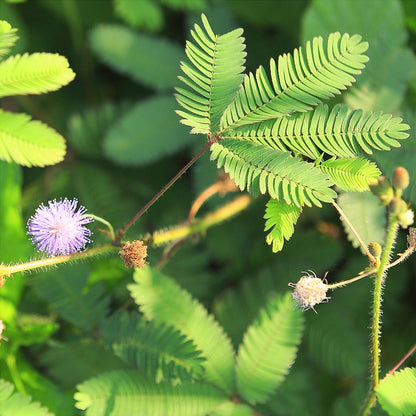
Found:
[0,244,117,278]
[86,214,115,241]
[150,195,251,245]
[359,216,398,416]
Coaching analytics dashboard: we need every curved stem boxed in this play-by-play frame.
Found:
[86,214,115,241]
[326,267,376,290]
[150,195,251,245]
[116,140,212,242]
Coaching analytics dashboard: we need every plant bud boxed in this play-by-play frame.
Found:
[389,198,408,215]
[370,176,394,205]
[392,167,410,190]
[368,241,382,259]
[119,240,148,268]
[398,209,414,229]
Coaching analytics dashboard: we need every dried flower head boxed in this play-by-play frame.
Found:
[289,271,329,313]
[27,198,93,256]
[407,227,416,247]
[119,240,148,268]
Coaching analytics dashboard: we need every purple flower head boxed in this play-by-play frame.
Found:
[27,198,94,256]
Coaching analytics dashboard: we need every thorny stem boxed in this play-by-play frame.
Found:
[331,200,376,264]
[116,140,214,242]
[359,216,399,416]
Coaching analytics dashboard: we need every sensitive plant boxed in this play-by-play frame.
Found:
[0,7,416,416]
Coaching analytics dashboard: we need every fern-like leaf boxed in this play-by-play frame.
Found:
[0,21,18,59]
[100,311,206,383]
[175,14,246,134]
[221,32,368,129]
[31,263,110,331]
[264,199,303,252]
[236,292,304,404]
[0,379,53,416]
[0,53,75,97]
[75,370,228,416]
[225,104,410,160]
[320,157,380,191]
[376,368,416,416]
[210,139,336,207]
[128,266,236,394]
[0,110,66,167]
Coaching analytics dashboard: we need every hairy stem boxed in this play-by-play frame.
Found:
[359,216,398,416]
[0,244,117,278]
[116,140,213,241]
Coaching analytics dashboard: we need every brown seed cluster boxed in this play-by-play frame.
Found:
[119,240,148,268]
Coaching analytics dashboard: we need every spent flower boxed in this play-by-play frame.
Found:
[27,198,94,256]
[289,271,329,313]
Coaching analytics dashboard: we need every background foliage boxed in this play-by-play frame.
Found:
[0,0,416,415]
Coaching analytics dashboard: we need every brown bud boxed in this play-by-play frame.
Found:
[389,198,408,215]
[392,167,410,190]
[119,240,148,268]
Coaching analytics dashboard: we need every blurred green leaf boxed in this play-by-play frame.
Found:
[104,95,195,166]
[89,24,185,89]
[337,191,386,251]
[114,0,164,31]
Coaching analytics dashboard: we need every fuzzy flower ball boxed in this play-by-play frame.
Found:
[27,198,94,256]
[289,274,329,313]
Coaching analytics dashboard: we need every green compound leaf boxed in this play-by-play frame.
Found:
[236,292,304,404]
[75,370,228,416]
[225,104,410,160]
[220,32,368,130]
[129,266,236,394]
[264,199,303,252]
[0,52,75,97]
[0,20,18,59]
[100,311,206,383]
[210,139,336,207]
[175,13,246,134]
[376,368,416,416]
[0,379,53,416]
[31,263,110,331]
[320,157,380,192]
[0,110,66,167]
[89,24,184,90]
[103,95,195,166]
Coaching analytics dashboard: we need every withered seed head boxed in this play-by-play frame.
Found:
[289,273,329,313]
[119,240,148,268]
